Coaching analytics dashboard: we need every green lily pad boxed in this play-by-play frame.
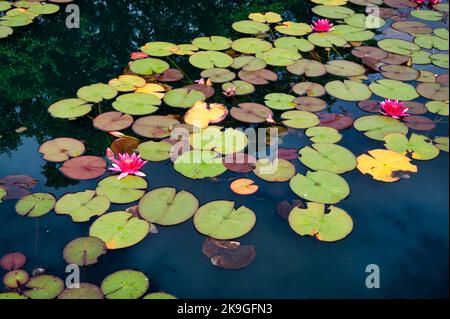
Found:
[286,59,326,77]
[0,292,27,299]
[426,101,449,116]
[140,41,177,56]
[77,83,117,103]
[369,79,419,101]
[232,20,270,34]
[275,22,312,36]
[190,127,248,155]
[15,193,56,218]
[264,93,297,110]
[248,12,282,23]
[192,36,232,51]
[344,13,385,29]
[200,68,236,83]
[138,188,199,225]
[331,25,375,42]
[231,38,273,54]
[274,37,315,53]
[325,80,372,101]
[391,20,432,35]
[63,237,107,266]
[129,58,170,75]
[434,28,449,40]
[379,65,419,81]
[253,158,296,182]
[48,99,93,119]
[101,270,149,299]
[189,51,233,69]
[305,126,342,143]
[58,283,104,300]
[0,25,13,38]
[298,143,357,174]
[96,176,148,204]
[193,201,256,240]
[288,202,353,242]
[137,141,172,161]
[410,9,444,21]
[308,32,347,48]
[174,150,227,179]
[143,292,177,299]
[312,5,355,19]
[434,136,449,152]
[384,133,440,160]
[90,212,150,250]
[414,35,449,51]
[377,38,420,55]
[231,56,267,71]
[0,2,11,11]
[55,190,110,222]
[23,275,64,299]
[430,53,449,69]
[3,270,29,288]
[290,171,350,204]
[281,110,320,129]
[0,188,6,203]
[27,3,59,15]
[163,88,206,108]
[411,50,431,64]
[325,60,366,77]
[112,93,161,116]
[256,48,301,66]
[108,75,146,92]
[354,115,409,140]
[222,80,255,95]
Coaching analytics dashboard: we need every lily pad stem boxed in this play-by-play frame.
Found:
[167,57,193,83]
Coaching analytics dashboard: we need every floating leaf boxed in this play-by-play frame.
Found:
[289,202,353,242]
[0,293,27,299]
[15,193,56,218]
[109,75,146,92]
[414,35,448,51]
[293,82,326,97]
[58,283,104,300]
[294,97,327,112]
[319,113,354,130]
[189,51,234,69]
[298,143,357,174]
[192,36,232,51]
[93,112,134,132]
[238,69,278,85]
[90,212,150,250]
[403,115,436,131]
[39,138,85,162]
[59,156,106,180]
[96,176,147,204]
[325,60,366,77]
[369,79,419,101]
[305,126,342,143]
[391,20,432,34]
[3,270,29,288]
[55,190,110,222]
[325,80,372,101]
[274,37,315,53]
[63,237,107,266]
[174,150,227,179]
[379,65,419,81]
[377,38,420,55]
[132,115,180,139]
[281,110,320,129]
[48,99,93,119]
[222,80,255,96]
[357,149,418,182]
[111,136,140,155]
[308,32,347,47]
[248,12,282,23]
[354,115,408,140]
[231,56,267,71]
[194,201,256,240]
[140,41,178,56]
[144,292,177,299]
[77,83,117,103]
[275,22,312,36]
[202,238,256,269]
[138,188,199,225]
[230,179,259,195]
[426,101,449,116]
[265,93,296,110]
[112,93,161,116]
[163,88,206,108]
[410,10,443,21]
[0,252,26,271]
[254,158,296,182]
[232,20,270,34]
[416,83,448,101]
[129,58,170,75]
[434,137,449,152]
[311,5,355,19]
[200,68,236,83]
[0,175,37,200]
[137,141,172,161]
[23,275,64,300]
[344,13,385,29]
[290,171,350,204]
[286,59,327,77]
[223,153,257,173]
[256,48,301,66]
[231,38,272,54]
[190,127,248,155]
[101,270,149,299]
[430,53,449,69]
[384,133,440,160]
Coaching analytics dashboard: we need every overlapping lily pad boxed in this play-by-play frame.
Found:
[23,275,64,299]
[130,58,170,75]
[253,158,296,182]
[384,133,440,160]
[369,79,419,101]
[281,110,320,129]
[96,176,148,204]
[137,141,172,161]
[163,88,206,108]
[112,93,161,115]
[354,115,408,140]
[39,138,85,162]
[298,143,357,174]
[174,150,227,179]
[55,190,110,222]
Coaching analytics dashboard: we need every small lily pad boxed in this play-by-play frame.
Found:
[55,190,110,222]
[112,93,161,116]
[200,68,236,83]
[325,60,366,77]
[384,133,440,160]
[140,41,178,56]
[434,137,449,152]
[174,150,227,179]
[132,115,180,138]
[137,141,172,161]
[416,83,448,101]
[63,237,107,266]
[202,238,256,269]
[222,80,255,96]
[23,275,64,300]
[15,193,56,218]
[231,56,267,71]
[426,101,449,116]
[0,252,26,271]
[101,270,149,299]
[274,37,315,53]
[3,270,29,288]
[58,283,104,299]
[77,83,117,103]
[281,110,320,129]
[312,5,355,19]
[238,69,278,85]
[48,99,93,119]
[130,58,170,75]
[265,93,296,110]
[254,158,296,182]
[305,126,342,143]
[163,88,206,108]
[294,97,327,112]
[39,138,85,162]
[325,80,372,101]
[59,156,106,180]
[93,112,134,132]
[96,176,148,204]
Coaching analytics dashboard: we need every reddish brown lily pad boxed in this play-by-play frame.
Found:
[39,138,85,163]
[384,0,417,8]
[132,115,180,139]
[183,83,215,99]
[358,100,381,113]
[277,148,299,160]
[416,83,449,101]
[0,252,26,271]
[110,137,140,155]
[238,69,277,85]
[294,97,327,112]
[352,46,388,60]
[157,69,184,82]
[277,200,303,220]
[319,113,354,130]
[223,153,257,173]
[404,101,427,115]
[436,74,449,86]
[403,116,436,131]
[202,238,256,270]
[391,20,432,34]
[0,175,37,200]
[230,103,273,123]
[380,65,419,81]
[93,112,134,132]
[292,82,326,97]
[381,53,410,65]
[59,156,107,180]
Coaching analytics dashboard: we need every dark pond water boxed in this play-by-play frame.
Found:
[0,0,448,298]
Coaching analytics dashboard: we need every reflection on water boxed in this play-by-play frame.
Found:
[0,0,448,298]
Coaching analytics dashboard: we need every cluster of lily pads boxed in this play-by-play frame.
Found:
[0,0,449,299]
[0,0,74,39]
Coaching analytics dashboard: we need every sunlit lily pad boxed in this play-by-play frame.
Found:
[58,283,104,300]
[15,193,55,218]
[190,127,248,155]
[140,41,177,56]
[325,60,366,77]
[274,37,315,53]
[0,252,26,271]
[132,115,180,138]
[384,133,440,160]
[256,48,301,66]
[129,58,170,75]
[305,126,342,143]
[108,75,146,92]
[308,32,347,48]
[111,136,140,155]
[299,143,357,174]
[112,93,161,115]
[231,38,272,54]
[430,53,449,69]
[23,275,64,299]
[369,79,419,101]
[287,59,326,77]
[232,20,270,34]
[27,3,59,15]
[39,138,85,162]
[0,25,13,38]
[138,188,199,225]
[137,141,172,161]
[426,101,449,116]
[63,237,107,266]
[174,150,227,179]
[101,270,149,299]
[265,93,296,110]
[77,83,117,103]
[391,20,432,34]
[290,171,350,204]
[354,115,408,140]
[222,80,255,95]
[344,13,385,29]
[231,56,267,71]
[192,36,232,51]
[357,149,418,182]
[331,25,375,42]
[93,112,134,132]
[0,293,27,299]
[96,176,147,204]
[194,201,256,240]
[312,5,355,19]
[377,38,420,55]
[414,35,448,51]
[3,270,29,288]
[254,158,296,182]
[200,68,236,83]
[275,22,312,36]
[248,12,282,23]
[48,99,93,119]
[434,137,449,152]
[289,202,353,242]
[163,88,206,108]
[55,190,110,222]
[185,101,228,128]
[90,211,150,250]
[410,10,443,21]
[325,80,372,101]
[416,83,448,101]
[230,178,259,195]
[135,83,167,99]
[189,51,234,69]
[281,110,320,129]
[59,156,106,180]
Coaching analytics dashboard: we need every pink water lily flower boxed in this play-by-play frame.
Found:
[380,99,409,119]
[223,87,236,98]
[107,148,148,180]
[414,0,426,4]
[311,19,334,32]
[429,0,441,5]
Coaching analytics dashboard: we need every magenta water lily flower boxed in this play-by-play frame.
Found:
[107,148,148,180]
[380,99,409,119]
[311,19,334,32]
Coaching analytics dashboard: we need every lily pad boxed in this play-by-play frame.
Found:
[426,101,449,116]
[112,93,161,116]
[77,83,117,103]
[0,252,26,271]
[144,292,177,299]
[15,193,56,218]
[163,88,206,108]
[410,10,443,21]
[430,53,449,69]
[138,188,199,225]
[3,270,29,288]
[0,25,13,38]
[202,238,256,270]
[354,115,408,140]
[59,156,106,180]
[379,65,419,81]
[275,22,312,36]
[308,32,347,48]
[93,112,134,132]
[391,20,432,34]
[101,270,149,299]
[48,99,93,119]
[344,13,385,29]
[194,201,256,240]
[290,171,350,204]
[289,202,353,242]
[58,283,104,300]
[384,133,440,160]
[414,35,448,51]
[129,58,170,75]
[189,51,233,69]
[132,115,180,138]
[0,293,27,299]
[55,190,110,222]
[108,75,146,92]
[434,137,449,152]
[63,237,107,266]
[293,82,326,97]
[311,5,355,19]
[248,12,282,23]
[286,59,327,77]
[137,141,172,161]
[238,69,278,85]
[222,80,255,96]
[23,275,64,299]
[140,41,178,56]
[281,110,320,129]
[377,38,420,55]
[369,79,419,101]
[416,83,448,101]
[298,143,357,174]
[192,36,232,51]
[190,127,248,155]
[305,126,342,143]
[253,158,296,182]
[223,153,257,173]
[357,149,418,182]
[231,38,273,54]
[90,212,150,250]
[231,56,267,71]
[403,115,436,131]
[274,37,315,53]
[265,93,297,110]
[325,80,372,101]
[96,176,147,204]
[39,138,85,162]
[294,97,327,112]
[325,60,366,77]
[232,20,270,34]
[331,25,375,42]
[200,68,236,83]
[174,150,226,179]
[319,113,354,130]
[256,48,301,66]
